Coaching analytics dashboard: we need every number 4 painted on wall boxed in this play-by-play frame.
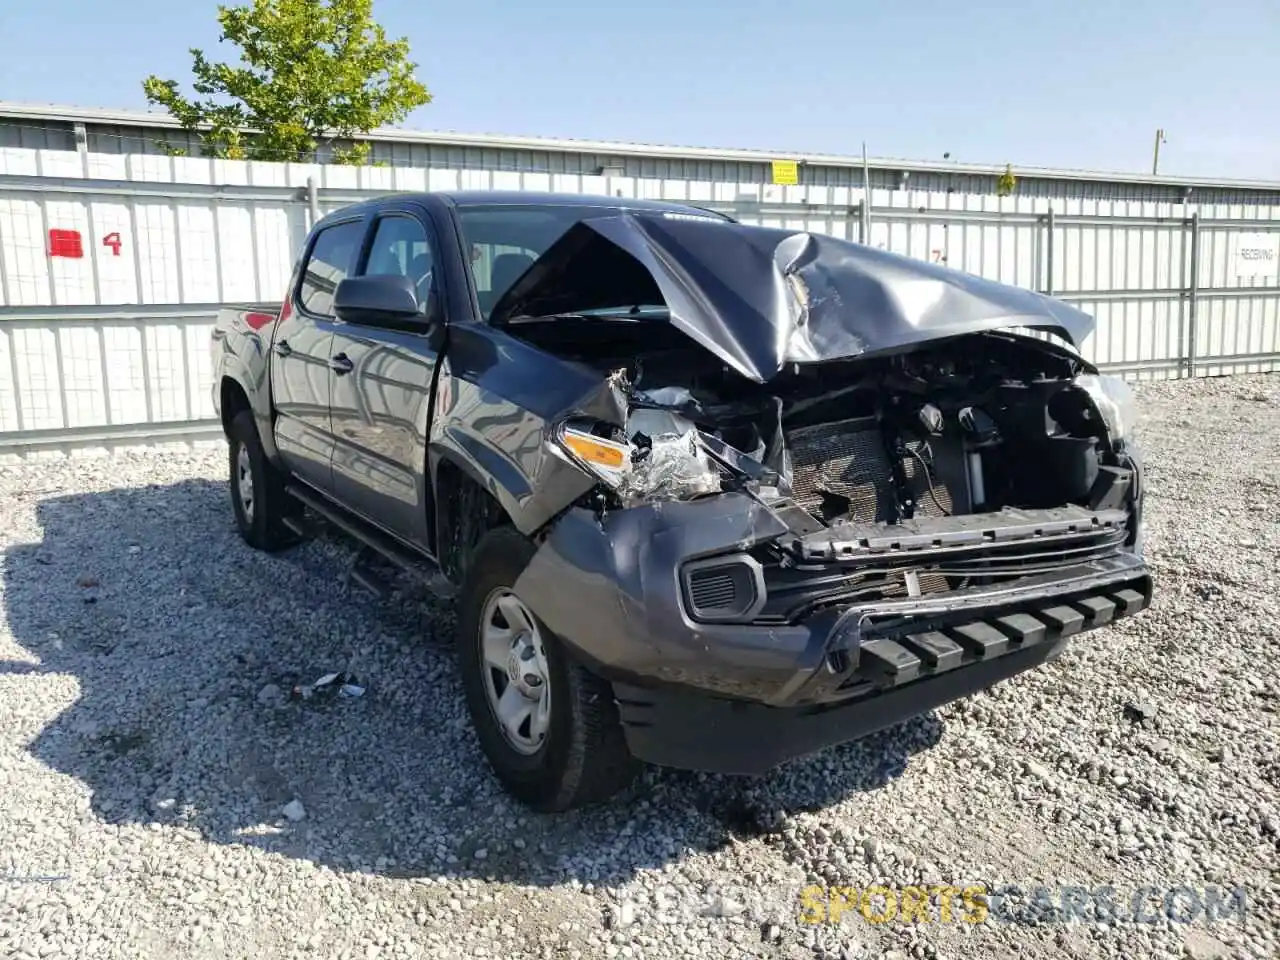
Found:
[102,232,122,256]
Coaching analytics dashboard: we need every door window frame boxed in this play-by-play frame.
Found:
[351,207,447,333]
[294,214,368,321]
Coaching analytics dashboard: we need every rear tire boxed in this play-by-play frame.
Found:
[457,527,638,811]
[227,410,300,552]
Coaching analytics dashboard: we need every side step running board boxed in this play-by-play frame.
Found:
[285,484,457,600]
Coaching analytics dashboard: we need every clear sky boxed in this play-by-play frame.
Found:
[1,0,1278,179]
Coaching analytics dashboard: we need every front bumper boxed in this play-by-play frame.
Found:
[514,493,1150,775]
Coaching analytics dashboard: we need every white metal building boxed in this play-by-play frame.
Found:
[4,101,1280,206]
[1,101,1278,455]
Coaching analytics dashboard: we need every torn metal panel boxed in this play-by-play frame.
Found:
[428,323,632,536]
[491,213,1096,383]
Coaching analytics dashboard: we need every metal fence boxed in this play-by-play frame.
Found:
[1,145,1278,455]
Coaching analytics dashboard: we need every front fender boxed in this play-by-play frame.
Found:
[427,322,628,536]
[427,378,599,536]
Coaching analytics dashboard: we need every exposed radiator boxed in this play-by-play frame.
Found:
[786,416,968,522]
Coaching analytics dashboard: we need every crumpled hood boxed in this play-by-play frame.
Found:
[490,213,1095,383]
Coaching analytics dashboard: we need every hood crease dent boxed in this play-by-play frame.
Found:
[490,214,1096,384]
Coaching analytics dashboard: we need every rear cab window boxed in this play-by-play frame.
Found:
[299,219,365,317]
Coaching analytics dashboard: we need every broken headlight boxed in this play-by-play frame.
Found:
[557,423,632,488]
[622,427,722,504]
[555,414,722,506]
[1075,374,1138,450]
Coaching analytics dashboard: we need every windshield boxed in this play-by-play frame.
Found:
[455,203,714,319]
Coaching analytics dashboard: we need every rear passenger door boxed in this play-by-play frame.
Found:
[271,216,365,493]
[329,208,444,550]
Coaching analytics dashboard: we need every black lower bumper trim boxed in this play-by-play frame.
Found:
[814,575,1151,700]
[615,635,1071,775]
[613,573,1152,775]
[995,612,1048,646]
[1111,588,1147,615]
[951,622,1010,659]
[900,632,964,672]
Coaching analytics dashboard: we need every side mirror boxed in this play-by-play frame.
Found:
[334,275,424,328]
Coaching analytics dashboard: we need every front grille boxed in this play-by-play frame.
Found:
[759,505,1131,623]
[787,417,964,521]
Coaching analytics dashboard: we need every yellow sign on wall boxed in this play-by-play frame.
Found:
[771,159,799,185]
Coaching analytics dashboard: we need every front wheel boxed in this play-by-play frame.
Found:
[457,527,638,811]
[227,410,300,552]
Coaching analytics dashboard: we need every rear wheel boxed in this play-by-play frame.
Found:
[227,410,300,552]
[457,527,638,811]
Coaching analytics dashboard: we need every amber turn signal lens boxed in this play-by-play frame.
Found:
[561,430,627,468]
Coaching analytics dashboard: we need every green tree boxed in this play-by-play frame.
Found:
[142,0,430,164]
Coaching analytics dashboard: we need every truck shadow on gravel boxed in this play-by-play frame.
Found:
[4,478,941,887]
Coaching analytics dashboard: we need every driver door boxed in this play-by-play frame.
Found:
[329,207,444,550]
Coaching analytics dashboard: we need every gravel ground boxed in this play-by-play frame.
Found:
[1,373,1278,960]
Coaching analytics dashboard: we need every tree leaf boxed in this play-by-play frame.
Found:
[140,0,430,163]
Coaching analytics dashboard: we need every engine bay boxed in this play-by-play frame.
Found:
[548,327,1136,529]
[513,315,1143,619]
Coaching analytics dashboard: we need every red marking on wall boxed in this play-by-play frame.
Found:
[102,232,122,256]
[48,229,84,259]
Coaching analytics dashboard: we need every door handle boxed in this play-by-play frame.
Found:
[273,339,293,357]
[330,352,355,375]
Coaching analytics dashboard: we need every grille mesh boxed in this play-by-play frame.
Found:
[787,417,957,521]
[684,560,759,620]
[688,571,737,612]
[788,417,892,521]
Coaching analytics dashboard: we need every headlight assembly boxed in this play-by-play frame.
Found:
[557,423,631,488]
[554,416,722,505]
[1075,374,1138,449]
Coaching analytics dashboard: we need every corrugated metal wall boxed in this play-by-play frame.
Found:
[1,143,1278,453]
[5,113,1280,206]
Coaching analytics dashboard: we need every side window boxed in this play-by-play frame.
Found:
[362,215,436,310]
[299,219,364,317]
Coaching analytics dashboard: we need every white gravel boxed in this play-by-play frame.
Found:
[1,374,1278,960]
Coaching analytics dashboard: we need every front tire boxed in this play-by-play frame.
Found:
[227,410,300,552]
[457,527,638,811]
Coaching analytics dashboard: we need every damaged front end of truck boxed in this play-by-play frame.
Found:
[489,212,1151,775]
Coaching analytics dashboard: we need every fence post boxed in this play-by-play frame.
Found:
[1045,206,1056,296]
[1187,212,1200,378]
[307,176,321,230]
[860,142,872,244]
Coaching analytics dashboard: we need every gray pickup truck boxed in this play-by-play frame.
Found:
[212,190,1151,811]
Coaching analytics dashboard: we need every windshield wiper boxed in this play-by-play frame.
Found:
[509,306,667,324]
